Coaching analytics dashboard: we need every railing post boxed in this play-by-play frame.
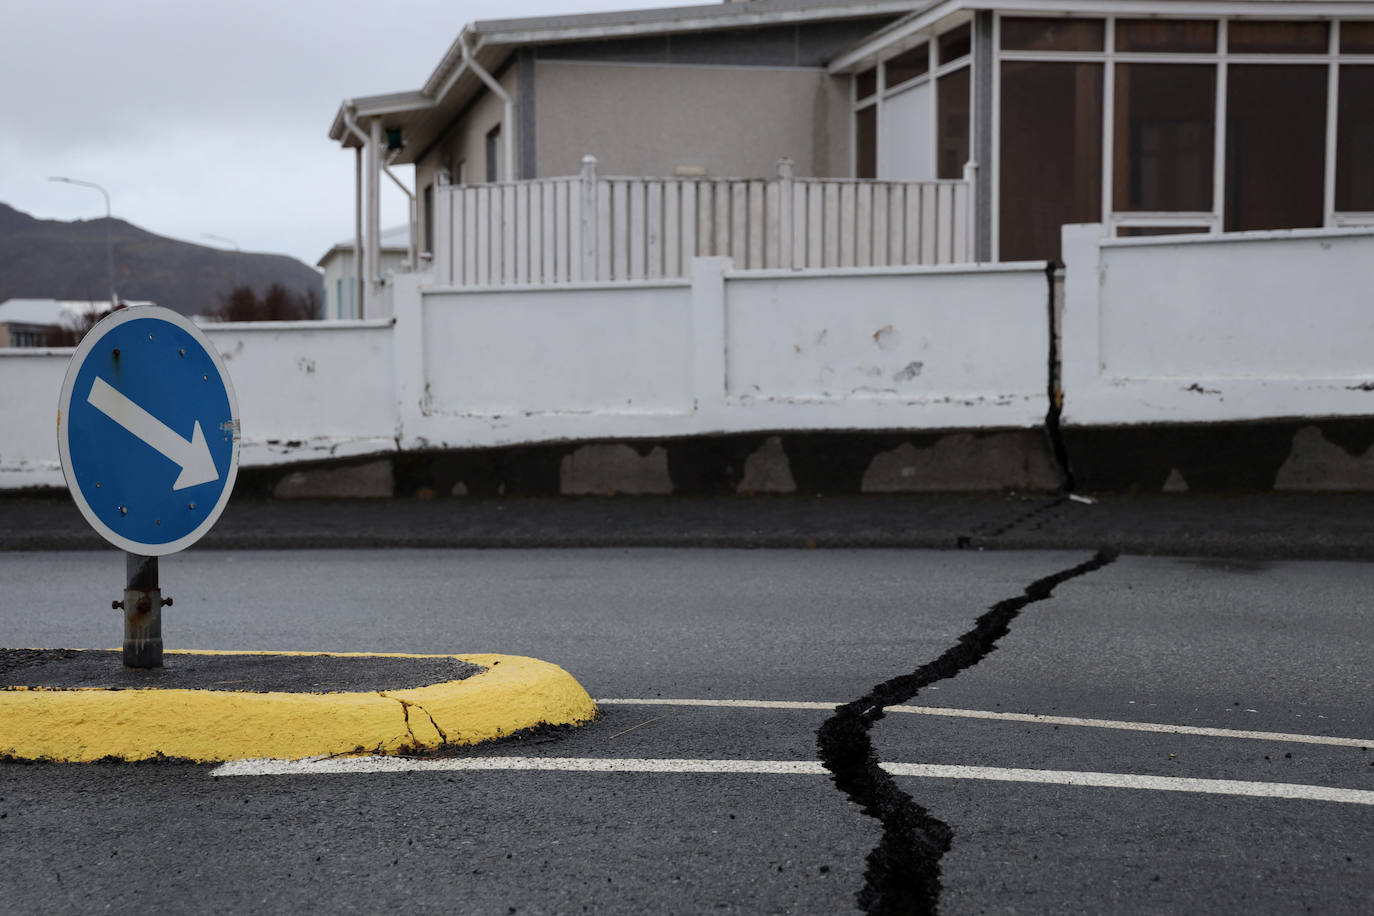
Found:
[963,160,978,263]
[776,158,794,270]
[580,155,598,281]
[434,169,452,285]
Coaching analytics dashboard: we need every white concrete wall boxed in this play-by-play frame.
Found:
[393,259,1050,449]
[1061,224,1374,426]
[201,321,397,466]
[723,267,1047,429]
[0,320,396,490]
[0,349,71,488]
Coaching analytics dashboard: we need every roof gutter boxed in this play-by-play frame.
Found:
[461,33,517,182]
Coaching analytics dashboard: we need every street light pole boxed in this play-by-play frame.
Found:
[201,233,242,290]
[49,177,115,308]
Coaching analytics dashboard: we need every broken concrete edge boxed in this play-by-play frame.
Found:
[0,650,599,763]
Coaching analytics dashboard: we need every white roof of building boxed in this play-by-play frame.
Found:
[316,225,410,267]
[0,299,116,328]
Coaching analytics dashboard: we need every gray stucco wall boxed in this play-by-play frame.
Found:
[533,60,849,179]
[414,64,522,240]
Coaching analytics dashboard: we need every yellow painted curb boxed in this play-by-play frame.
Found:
[0,650,599,763]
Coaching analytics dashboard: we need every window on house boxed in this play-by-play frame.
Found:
[336,279,343,319]
[999,61,1103,261]
[1117,226,1210,237]
[884,43,928,88]
[1340,21,1374,53]
[423,183,434,254]
[855,104,877,179]
[1000,17,1104,52]
[855,67,878,101]
[1225,65,1327,231]
[936,66,970,179]
[1114,64,1215,212]
[1228,20,1329,54]
[1337,65,1374,212]
[938,23,971,64]
[485,126,501,183]
[1116,19,1217,53]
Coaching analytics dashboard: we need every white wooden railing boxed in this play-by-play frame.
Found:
[430,157,972,287]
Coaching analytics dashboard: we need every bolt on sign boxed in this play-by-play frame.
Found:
[58,306,240,555]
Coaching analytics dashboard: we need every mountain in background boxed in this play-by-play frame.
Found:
[0,203,321,316]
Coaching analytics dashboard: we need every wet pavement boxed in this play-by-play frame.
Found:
[3,490,1374,559]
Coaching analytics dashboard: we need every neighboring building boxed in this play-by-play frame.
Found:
[316,225,410,320]
[330,0,1374,273]
[0,299,118,347]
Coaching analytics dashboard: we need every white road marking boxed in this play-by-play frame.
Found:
[595,698,1371,749]
[211,756,1374,806]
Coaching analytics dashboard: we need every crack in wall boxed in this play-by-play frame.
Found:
[816,549,1118,914]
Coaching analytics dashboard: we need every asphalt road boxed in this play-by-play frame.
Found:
[2,548,1371,914]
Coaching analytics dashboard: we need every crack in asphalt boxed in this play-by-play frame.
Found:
[816,549,1119,914]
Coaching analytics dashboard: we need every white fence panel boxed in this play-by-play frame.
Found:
[428,160,972,288]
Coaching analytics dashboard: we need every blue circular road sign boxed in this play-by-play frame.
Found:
[57,306,240,555]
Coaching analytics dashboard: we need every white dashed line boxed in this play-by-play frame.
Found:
[210,755,1374,806]
[594,698,1372,749]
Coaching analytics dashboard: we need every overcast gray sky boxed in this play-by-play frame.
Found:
[2,0,701,267]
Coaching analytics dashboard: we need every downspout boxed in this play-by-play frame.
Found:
[460,34,515,182]
[384,149,418,269]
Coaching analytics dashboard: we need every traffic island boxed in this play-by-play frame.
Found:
[0,649,599,763]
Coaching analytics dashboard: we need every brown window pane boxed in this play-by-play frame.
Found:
[1001,17,1104,52]
[1225,65,1327,231]
[1114,64,1215,212]
[1337,65,1374,210]
[1340,21,1374,53]
[937,67,970,179]
[885,43,929,87]
[999,61,1103,262]
[1117,226,1209,237]
[938,23,971,64]
[855,67,877,100]
[855,105,877,179]
[1116,19,1217,53]
[1227,20,1328,54]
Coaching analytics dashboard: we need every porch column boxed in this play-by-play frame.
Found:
[368,117,382,307]
[354,146,364,318]
[972,10,995,262]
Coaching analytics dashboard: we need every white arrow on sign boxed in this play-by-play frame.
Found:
[87,376,219,490]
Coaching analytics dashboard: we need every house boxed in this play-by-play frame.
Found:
[288,0,1374,496]
[316,224,411,320]
[330,0,1374,295]
[0,299,116,347]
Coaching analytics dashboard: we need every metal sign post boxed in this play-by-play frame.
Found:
[116,554,169,668]
[57,306,239,668]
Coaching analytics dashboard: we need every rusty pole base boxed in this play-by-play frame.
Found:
[121,553,164,669]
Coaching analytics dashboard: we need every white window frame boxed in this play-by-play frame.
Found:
[852,14,974,180]
[988,13,1374,260]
